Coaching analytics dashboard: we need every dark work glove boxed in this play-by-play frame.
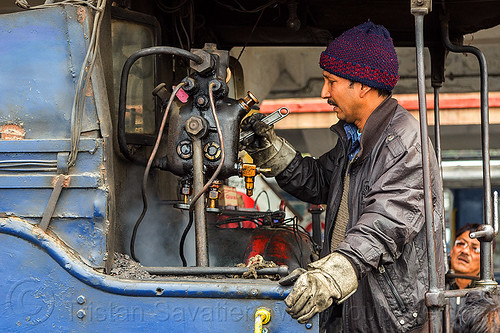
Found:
[240,113,295,177]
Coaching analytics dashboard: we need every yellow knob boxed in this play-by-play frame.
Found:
[254,308,271,333]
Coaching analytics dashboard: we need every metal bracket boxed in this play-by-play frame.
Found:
[57,152,69,174]
[39,174,70,231]
[470,224,496,242]
[411,0,432,14]
[425,289,446,309]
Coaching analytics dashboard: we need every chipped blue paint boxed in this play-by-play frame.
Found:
[0,7,108,269]
[0,5,318,331]
[0,217,318,331]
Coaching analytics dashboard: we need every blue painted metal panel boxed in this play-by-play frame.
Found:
[0,218,318,332]
[0,6,99,139]
[0,7,110,272]
[0,138,99,153]
[50,218,107,267]
[0,138,104,184]
[0,188,107,218]
[0,174,99,188]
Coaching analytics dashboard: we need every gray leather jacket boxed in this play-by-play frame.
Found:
[276,97,445,332]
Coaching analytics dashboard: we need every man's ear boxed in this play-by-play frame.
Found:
[359,84,372,97]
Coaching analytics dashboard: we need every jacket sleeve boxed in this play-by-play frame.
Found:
[275,141,345,205]
[336,136,432,278]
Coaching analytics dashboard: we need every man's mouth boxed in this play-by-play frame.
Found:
[327,100,339,111]
[457,255,470,264]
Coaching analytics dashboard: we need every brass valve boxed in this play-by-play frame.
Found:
[238,163,271,197]
[238,91,259,112]
[180,181,192,204]
[208,180,222,209]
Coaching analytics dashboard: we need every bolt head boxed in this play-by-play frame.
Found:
[185,116,205,136]
[196,96,207,107]
[76,309,86,319]
[190,49,213,74]
[77,295,86,304]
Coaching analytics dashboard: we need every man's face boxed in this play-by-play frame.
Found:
[450,230,481,276]
[321,71,363,127]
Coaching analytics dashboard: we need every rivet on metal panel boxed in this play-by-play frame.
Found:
[305,322,313,329]
[250,289,259,297]
[77,295,86,304]
[76,309,86,319]
[65,263,72,270]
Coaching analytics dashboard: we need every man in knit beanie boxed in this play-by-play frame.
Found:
[242,22,444,333]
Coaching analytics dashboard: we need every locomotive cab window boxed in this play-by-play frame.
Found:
[111,7,160,144]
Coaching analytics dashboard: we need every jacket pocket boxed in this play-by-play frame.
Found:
[378,265,407,312]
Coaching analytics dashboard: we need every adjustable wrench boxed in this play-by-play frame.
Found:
[239,107,290,145]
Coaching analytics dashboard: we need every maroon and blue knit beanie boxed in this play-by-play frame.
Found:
[320,21,399,91]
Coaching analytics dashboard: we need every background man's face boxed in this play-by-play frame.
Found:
[450,230,481,276]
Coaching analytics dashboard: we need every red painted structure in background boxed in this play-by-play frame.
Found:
[260,92,500,113]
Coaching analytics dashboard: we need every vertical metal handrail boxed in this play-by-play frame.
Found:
[434,87,442,172]
[411,1,443,331]
[434,84,452,333]
[191,135,209,267]
[441,20,496,287]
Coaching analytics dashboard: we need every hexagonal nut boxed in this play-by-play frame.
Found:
[185,116,205,136]
[190,49,213,74]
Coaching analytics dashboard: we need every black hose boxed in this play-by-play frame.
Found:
[117,46,203,164]
[130,190,148,262]
[179,210,194,266]
[129,82,186,262]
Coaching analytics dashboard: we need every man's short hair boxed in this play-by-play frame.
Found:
[454,223,495,251]
[454,290,500,333]
[348,79,390,97]
[456,223,482,239]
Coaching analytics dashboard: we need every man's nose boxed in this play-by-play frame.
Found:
[321,83,330,99]
[460,246,472,255]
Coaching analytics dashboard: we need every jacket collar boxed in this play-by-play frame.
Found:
[330,96,398,160]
